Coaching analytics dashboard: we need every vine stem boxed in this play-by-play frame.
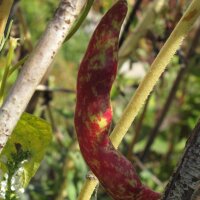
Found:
[78,179,99,200]
[8,55,29,76]
[0,0,86,151]
[141,24,200,161]
[0,38,17,104]
[110,0,200,149]
[119,0,143,47]
[77,0,200,199]
[0,0,13,44]
[65,0,94,42]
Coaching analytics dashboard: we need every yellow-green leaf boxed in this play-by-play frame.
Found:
[0,112,52,199]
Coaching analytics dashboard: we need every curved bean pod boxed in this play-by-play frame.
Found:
[75,1,160,199]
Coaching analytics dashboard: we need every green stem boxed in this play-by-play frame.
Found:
[8,55,29,76]
[0,38,18,104]
[0,67,9,103]
[65,0,94,42]
[110,0,200,148]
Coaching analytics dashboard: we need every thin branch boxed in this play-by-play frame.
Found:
[36,85,75,94]
[132,155,164,187]
[77,0,200,199]
[162,120,200,200]
[0,0,86,151]
[119,0,143,47]
[65,0,94,42]
[127,95,151,160]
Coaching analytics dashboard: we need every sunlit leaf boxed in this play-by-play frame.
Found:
[0,113,52,199]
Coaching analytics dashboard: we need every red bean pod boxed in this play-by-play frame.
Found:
[75,1,161,199]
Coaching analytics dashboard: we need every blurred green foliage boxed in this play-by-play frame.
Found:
[20,0,58,42]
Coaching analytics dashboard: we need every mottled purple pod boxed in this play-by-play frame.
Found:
[75,0,160,199]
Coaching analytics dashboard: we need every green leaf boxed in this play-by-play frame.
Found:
[0,113,52,199]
